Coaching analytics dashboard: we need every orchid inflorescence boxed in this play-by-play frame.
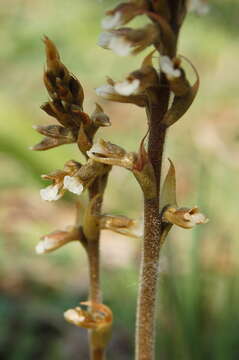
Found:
[31,1,209,359]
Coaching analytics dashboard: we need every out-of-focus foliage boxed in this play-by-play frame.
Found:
[0,0,239,359]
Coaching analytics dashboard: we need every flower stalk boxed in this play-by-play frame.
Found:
[32,1,209,359]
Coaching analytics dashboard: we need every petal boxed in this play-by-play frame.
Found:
[110,36,132,56]
[160,56,181,78]
[114,79,140,96]
[98,32,114,48]
[101,12,122,30]
[95,84,116,97]
[63,176,84,195]
[40,184,62,201]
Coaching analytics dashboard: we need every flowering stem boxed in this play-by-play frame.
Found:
[88,238,105,360]
[86,177,108,360]
[135,82,170,360]
[88,239,101,303]
[136,197,161,360]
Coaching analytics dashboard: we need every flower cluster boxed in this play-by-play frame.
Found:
[31,36,111,154]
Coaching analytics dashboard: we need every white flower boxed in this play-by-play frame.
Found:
[160,56,181,79]
[63,176,84,195]
[189,0,209,15]
[163,206,208,229]
[101,12,122,30]
[109,36,132,56]
[98,32,114,48]
[114,79,140,96]
[95,84,116,98]
[35,236,57,254]
[98,32,132,56]
[64,309,85,324]
[184,208,208,227]
[40,184,62,201]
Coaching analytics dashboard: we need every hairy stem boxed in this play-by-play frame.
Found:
[135,83,170,360]
[135,197,161,360]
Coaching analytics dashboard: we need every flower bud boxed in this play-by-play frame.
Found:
[30,135,75,151]
[91,103,111,128]
[43,36,84,112]
[87,139,136,169]
[36,226,80,254]
[77,123,92,153]
[163,206,208,229]
[100,215,143,239]
[32,124,76,141]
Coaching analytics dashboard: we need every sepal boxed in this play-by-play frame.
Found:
[162,56,200,127]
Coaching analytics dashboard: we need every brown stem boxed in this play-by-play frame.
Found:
[88,238,105,360]
[135,197,161,360]
[135,82,170,360]
[88,238,101,303]
[86,176,109,360]
[92,348,105,360]
[147,78,170,191]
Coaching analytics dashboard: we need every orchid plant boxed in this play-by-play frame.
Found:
[31,1,209,359]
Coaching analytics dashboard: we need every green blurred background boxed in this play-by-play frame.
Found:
[0,0,239,359]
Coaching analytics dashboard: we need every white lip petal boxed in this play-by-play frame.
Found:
[160,56,181,78]
[109,36,132,56]
[63,176,84,195]
[64,309,85,323]
[35,241,46,254]
[95,84,115,97]
[101,12,122,30]
[40,184,62,201]
[98,32,114,48]
[35,237,58,254]
[114,79,140,96]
